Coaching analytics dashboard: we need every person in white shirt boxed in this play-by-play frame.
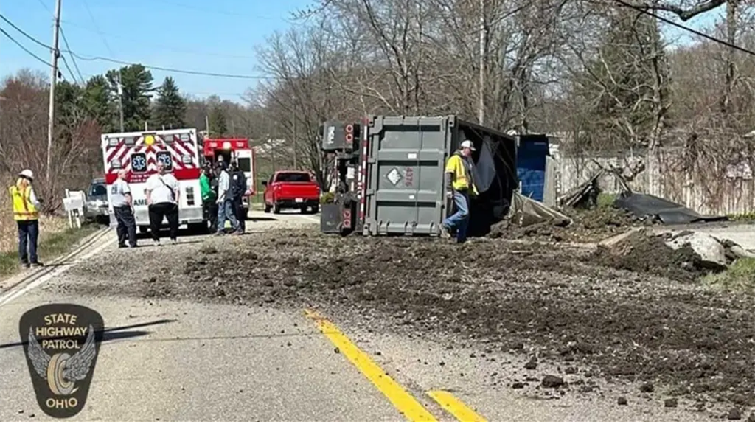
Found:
[111,169,137,248]
[145,162,180,245]
[215,161,240,235]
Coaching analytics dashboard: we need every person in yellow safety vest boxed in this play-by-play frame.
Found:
[441,139,479,243]
[9,169,43,268]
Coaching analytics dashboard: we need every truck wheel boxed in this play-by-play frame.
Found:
[273,203,281,214]
[311,206,319,214]
[264,203,271,213]
[139,226,148,234]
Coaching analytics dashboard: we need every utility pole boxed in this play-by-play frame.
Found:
[205,115,210,137]
[477,0,486,125]
[292,115,297,169]
[118,70,124,132]
[45,0,62,183]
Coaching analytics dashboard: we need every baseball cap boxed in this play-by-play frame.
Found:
[18,169,33,180]
[461,140,476,151]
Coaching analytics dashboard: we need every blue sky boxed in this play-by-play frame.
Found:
[0,0,312,102]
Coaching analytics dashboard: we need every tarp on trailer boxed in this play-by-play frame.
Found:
[507,191,571,228]
[614,192,728,225]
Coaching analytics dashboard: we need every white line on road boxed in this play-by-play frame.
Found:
[0,237,116,307]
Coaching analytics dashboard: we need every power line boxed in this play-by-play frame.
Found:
[612,0,755,57]
[0,13,51,50]
[0,11,273,80]
[59,55,79,83]
[0,26,52,67]
[59,27,85,83]
[59,19,259,60]
[36,1,86,84]
[80,0,114,55]
[64,51,275,79]
[35,0,52,13]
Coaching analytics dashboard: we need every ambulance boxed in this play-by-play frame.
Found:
[201,138,256,219]
[101,128,207,233]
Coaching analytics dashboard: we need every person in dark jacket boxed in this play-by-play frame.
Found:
[230,160,247,232]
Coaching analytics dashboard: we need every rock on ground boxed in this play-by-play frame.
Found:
[666,232,727,268]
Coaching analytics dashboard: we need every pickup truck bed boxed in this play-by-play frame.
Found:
[263,171,320,214]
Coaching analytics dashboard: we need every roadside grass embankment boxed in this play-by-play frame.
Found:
[704,257,755,291]
[0,212,100,279]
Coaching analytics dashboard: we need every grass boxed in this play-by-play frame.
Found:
[597,193,618,208]
[727,212,755,221]
[703,258,755,291]
[0,221,100,279]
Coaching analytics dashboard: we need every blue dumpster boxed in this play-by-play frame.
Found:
[517,135,549,202]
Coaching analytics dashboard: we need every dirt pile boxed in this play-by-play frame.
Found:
[70,230,755,407]
[490,206,640,243]
[590,230,707,282]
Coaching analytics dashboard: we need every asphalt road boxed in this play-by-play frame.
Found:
[0,212,723,421]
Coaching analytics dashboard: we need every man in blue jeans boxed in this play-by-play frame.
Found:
[442,140,479,243]
[215,161,241,235]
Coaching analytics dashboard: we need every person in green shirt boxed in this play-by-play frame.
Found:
[200,163,218,232]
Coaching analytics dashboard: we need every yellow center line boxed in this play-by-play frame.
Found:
[427,390,488,422]
[304,309,438,422]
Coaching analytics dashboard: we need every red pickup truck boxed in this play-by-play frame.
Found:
[263,170,321,214]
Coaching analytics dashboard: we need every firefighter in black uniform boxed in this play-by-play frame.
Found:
[230,160,247,232]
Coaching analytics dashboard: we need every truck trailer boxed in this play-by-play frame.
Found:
[320,115,519,237]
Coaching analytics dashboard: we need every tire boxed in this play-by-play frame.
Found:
[312,206,319,214]
[139,226,148,234]
[300,206,308,214]
[273,203,281,214]
[264,203,271,213]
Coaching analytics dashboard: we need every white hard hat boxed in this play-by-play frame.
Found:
[461,140,476,151]
[19,169,33,180]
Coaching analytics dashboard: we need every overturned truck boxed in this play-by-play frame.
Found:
[320,115,518,237]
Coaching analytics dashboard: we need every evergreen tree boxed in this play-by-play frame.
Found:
[55,81,83,127]
[81,75,117,132]
[106,65,154,131]
[208,105,228,137]
[152,77,186,129]
[571,9,668,150]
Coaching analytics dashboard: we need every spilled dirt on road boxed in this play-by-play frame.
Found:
[489,205,641,243]
[68,229,755,408]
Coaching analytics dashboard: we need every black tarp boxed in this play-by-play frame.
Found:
[614,192,728,225]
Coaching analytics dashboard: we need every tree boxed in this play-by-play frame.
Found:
[106,65,153,131]
[208,105,228,137]
[153,77,186,129]
[566,8,669,151]
[82,75,117,132]
[0,70,100,213]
